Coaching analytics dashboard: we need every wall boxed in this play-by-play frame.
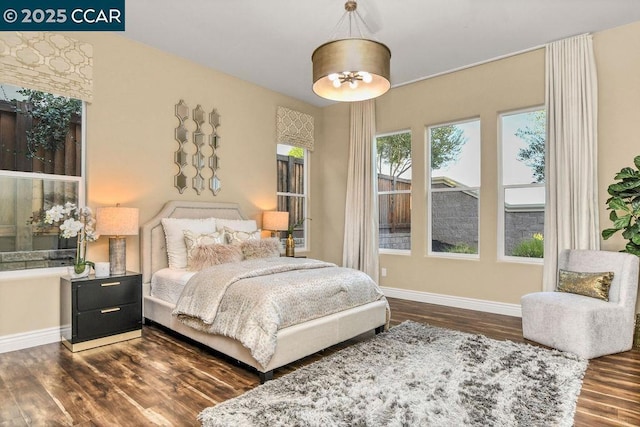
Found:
[0,32,322,338]
[2,19,640,342]
[319,20,640,312]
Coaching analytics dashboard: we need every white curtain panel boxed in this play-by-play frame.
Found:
[343,99,379,283]
[543,34,600,291]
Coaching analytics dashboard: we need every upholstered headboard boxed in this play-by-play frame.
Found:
[140,200,246,284]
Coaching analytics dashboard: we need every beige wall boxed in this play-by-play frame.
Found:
[0,33,322,336]
[318,20,640,310]
[2,19,640,339]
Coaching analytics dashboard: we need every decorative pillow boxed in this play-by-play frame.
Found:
[161,217,216,269]
[184,230,225,266]
[215,218,258,233]
[188,244,244,270]
[241,238,281,259]
[224,226,262,244]
[557,269,614,301]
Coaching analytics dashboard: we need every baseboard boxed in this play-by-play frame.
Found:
[380,286,522,318]
[0,326,61,354]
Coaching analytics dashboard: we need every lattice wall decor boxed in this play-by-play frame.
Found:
[209,109,222,195]
[192,105,206,195]
[172,100,222,195]
[174,100,189,194]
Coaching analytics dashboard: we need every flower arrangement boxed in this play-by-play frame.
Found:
[44,202,99,274]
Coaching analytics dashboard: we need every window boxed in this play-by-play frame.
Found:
[428,119,481,256]
[499,108,546,260]
[0,83,84,271]
[376,131,412,252]
[276,144,309,250]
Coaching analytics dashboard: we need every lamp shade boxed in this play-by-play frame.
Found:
[96,206,139,236]
[312,38,391,102]
[262,211,289,231]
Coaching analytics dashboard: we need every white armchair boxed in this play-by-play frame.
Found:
[521,249,639,359]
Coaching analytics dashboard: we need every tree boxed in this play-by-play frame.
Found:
[376,132,411,177]
[430,125,467,171]
[287,146,304,159]
[16,89,82,160]
[516,110,546,183]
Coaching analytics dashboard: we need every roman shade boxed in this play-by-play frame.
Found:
[0,32,93,102]
[276,106,314,151]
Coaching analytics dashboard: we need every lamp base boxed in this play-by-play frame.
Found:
[109,237,126,276]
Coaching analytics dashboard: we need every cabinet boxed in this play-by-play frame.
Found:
[60,271,142,352]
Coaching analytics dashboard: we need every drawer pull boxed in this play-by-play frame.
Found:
[101,281,121,287]
[101,307,121,314]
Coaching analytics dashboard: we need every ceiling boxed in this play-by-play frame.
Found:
[122,0,640,107]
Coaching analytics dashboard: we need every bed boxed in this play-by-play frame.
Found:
[141,200,388,382]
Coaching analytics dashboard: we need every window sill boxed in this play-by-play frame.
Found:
[0,266,68,280]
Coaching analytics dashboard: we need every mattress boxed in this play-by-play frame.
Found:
[150,268,195,305]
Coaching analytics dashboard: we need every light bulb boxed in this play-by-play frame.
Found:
[332,79,341,88]
[360,72,373,83]
[349,80,358,89]
[328,73,339,81]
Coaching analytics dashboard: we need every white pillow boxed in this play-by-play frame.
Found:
[161,217,216,269]
[223,227,262,244]
[183,230,225,267]
[216,218,258,233]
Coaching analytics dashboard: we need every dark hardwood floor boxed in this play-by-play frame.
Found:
[1,298,638,426]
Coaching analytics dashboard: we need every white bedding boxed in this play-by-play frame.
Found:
[173,257,388,368]
[150,268,195,305]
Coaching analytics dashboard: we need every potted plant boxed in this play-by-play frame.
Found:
[44,202,99,277]
[602,155,640,255]
[286,217,311,257]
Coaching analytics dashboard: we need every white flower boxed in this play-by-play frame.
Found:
[44,205,66,224]
[59,218,83,239]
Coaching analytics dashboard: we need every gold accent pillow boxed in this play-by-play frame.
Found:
[557,269,614,301]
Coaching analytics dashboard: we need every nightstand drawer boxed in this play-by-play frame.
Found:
[77,276,141,312]
[76,302,141,342]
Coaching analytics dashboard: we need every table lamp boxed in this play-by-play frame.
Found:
[96,205,139,276]
[262,211,289,237]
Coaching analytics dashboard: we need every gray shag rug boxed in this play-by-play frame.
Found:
[199,321,587,427]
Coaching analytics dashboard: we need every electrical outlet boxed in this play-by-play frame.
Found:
[381,268,387,277]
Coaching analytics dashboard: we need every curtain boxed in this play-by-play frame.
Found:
[0,32,93,102]
[543,34,599,291]
[276,106,314,151]
[343,99,379,282]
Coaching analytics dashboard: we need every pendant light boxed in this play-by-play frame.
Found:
[312,0,391,102]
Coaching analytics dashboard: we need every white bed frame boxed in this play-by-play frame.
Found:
[141,200,388,381]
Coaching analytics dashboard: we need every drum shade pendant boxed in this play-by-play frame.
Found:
[312,1,391,102]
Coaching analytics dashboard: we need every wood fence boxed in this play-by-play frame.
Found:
[378,174,411,233]
[277,154,304,230]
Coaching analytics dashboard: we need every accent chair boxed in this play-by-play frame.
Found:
[521,249,639,359]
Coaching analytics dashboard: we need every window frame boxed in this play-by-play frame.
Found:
[426,118,481,259]
[497,105,546,264]
[375,129,412,255]
[0,95,86,276]
[276,144,310,252]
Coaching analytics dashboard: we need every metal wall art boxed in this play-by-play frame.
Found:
[173,99,222,195]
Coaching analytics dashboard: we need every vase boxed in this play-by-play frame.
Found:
[68,264,90,279]
[285,234,295,257]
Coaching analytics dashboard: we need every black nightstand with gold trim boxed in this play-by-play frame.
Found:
[60,271,142,352]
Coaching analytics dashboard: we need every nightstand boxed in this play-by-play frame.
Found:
[60,271,142,352]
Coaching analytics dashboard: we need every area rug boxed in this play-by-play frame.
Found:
[199,321,587,427]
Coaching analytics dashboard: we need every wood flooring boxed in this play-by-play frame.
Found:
[0,298,638,426]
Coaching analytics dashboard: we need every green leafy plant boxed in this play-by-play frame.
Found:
[288,217,311,235]
[602,155,640,256]
[16,88,82,158]
[512,233,544,258]
[446,243,477,254]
